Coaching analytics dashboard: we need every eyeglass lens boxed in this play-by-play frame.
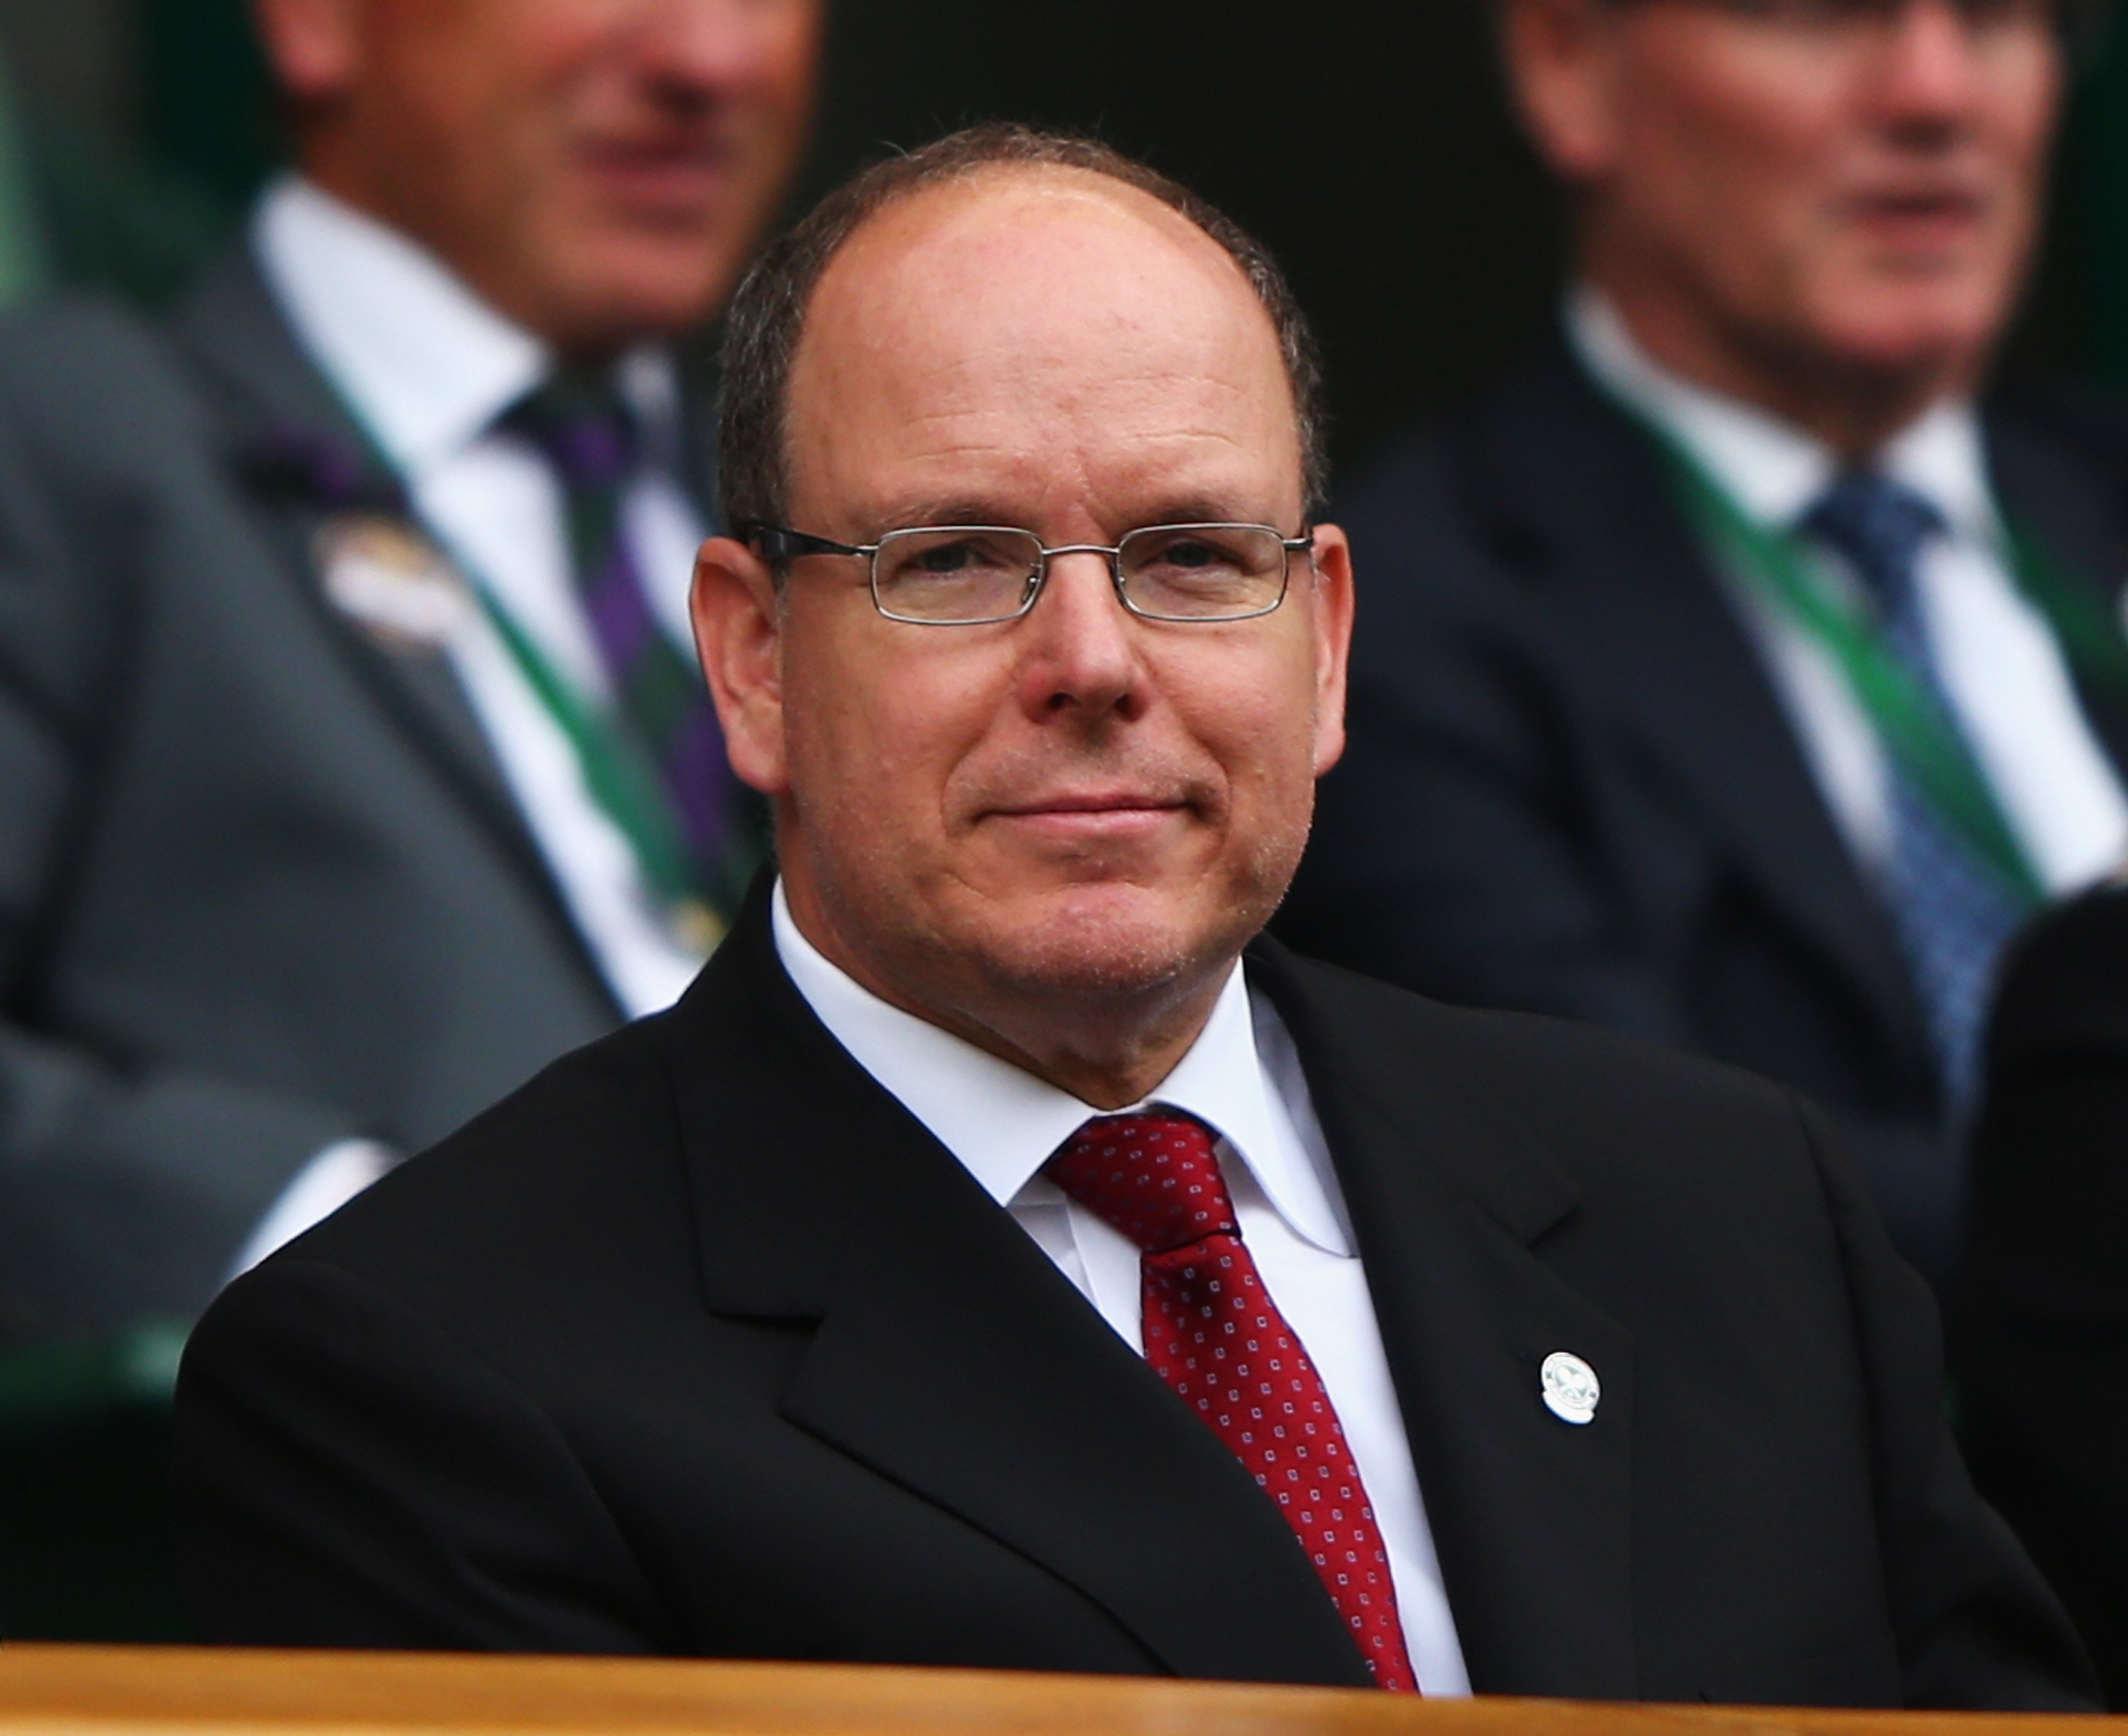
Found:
[870,525,1293,624]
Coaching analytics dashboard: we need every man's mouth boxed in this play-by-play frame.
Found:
[1841,186,1990,253]
[577,133,741,216]
[985,790,1192,840]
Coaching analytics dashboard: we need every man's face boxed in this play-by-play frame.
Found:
[261,0,821,355]
[1511,0,2060,387]
[702,172,1352,1059]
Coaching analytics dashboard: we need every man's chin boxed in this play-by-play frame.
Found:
[960,882,1243,1005]
[1805,275,2009,383]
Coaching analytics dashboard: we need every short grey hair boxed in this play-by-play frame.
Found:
[716,123,1329,536]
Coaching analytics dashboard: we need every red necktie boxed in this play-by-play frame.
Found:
[1045,1112,1419,1692]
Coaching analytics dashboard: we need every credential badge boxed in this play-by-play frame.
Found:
[318,513,472,653]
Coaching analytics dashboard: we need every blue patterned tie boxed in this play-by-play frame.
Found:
[1801,470,2028,1107]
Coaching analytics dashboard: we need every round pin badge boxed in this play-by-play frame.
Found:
[1540,1350,1600,1425]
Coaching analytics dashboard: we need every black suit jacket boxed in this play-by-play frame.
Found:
[1278,339,2128,1288]
[173,885,2093,1708]
[1955,882,2128,1705]
[0,242,725,1336]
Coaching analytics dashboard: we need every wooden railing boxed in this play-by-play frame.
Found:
[0,1647,2117,1736]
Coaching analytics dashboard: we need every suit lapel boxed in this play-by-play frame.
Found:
[169,245,617,1014]
[671,895,1373,1688]
[1468,343,1927,1071]
[1247,939,1639,1697]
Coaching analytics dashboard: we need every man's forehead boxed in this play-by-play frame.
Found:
[785,168,1295,487]
[801,169,1273,374]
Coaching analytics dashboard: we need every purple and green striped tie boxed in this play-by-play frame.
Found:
[507,373,750,929]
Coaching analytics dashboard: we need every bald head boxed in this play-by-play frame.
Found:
[783,167,1306,543]
[716,125,1326,536]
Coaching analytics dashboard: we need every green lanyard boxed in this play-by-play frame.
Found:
[465,587,702,914]
[314,389,711,929]
[1620,408,2046,907]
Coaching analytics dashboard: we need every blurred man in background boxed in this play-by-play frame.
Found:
[1282,0,2128,1289]
[0,0,821,1342]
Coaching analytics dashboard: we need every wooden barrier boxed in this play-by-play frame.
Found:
[0,1647,2117,1736]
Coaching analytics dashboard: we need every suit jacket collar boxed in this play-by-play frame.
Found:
[1243,940,1637,1698]
[669,885,1373,1686]
[670,886,1639,1693]
[167,241,620,1018]
[1461,336,1932,1085]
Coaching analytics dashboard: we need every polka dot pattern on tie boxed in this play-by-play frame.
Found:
[1801,468,2034,1107]
[1045,1112,1418,1693]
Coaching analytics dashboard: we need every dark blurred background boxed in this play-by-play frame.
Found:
[5,0,2124,481]
[1,0,2123,1646]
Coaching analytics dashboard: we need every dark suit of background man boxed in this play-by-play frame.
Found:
[1954,877,2128,1703]
[0,0,823,1340]
[1278,0,2128,1290]
[174,125,2093,1710]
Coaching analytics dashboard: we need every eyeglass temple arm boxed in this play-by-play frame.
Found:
[737,523,872,563]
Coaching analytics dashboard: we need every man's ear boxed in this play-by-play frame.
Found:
[1500,0,1624,185]
[691,536,791,796]
[250,0,364,103]
[1304,524,1355,779]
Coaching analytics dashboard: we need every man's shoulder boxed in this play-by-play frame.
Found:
[1270,945,1810,1123]
[0,289,201,435]
[1281,953,1857,1256]
[1331,339,1659,639]
[1985,372,2128,468]
[258,1006,697,1322]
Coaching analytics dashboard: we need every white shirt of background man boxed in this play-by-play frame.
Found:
[232,175,716,1275]
[1570,286,2128,898]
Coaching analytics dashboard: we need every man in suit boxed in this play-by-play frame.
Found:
[1955,875,2128,1703]
[1278,0,2128,1290]
[0,0,821,1339]
[173,124,2095,1708]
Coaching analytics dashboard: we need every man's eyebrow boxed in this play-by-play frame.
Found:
[1136,495,1280,528]
[863,494,1289,536]
[868,498,1029,532]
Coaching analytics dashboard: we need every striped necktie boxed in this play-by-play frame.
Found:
[506,373,747,924]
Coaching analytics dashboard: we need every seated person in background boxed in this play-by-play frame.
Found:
[0,0,821,1341]
[1955,874,2128,1706]
[1278,0,2128,1291]
[173,124,2094,1710]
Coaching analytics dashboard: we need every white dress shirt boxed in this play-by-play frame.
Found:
[233,177,714,1273]
[1569,287,2128,897]
[771,881,1473,1696]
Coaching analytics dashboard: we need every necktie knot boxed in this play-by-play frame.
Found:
[1044,1112,1234,1255]
[505,372,639,494]
[1800,468,1945,621]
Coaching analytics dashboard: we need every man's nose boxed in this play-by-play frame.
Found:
[631,0,811,92]
[1867,0,1994,124]
[1016,551,1146,724]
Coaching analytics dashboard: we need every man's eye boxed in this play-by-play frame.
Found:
[1158,539,1229,570]
[909,541,979,574]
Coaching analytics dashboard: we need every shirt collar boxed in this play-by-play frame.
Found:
[1565,284,1998,542]
[252,174,683,480]
[770,879,1350,1256]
